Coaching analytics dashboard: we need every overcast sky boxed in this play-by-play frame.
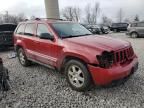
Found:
[0,0,143,22]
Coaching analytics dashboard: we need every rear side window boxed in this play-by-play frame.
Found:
[24,23,35,36]
[16,24,25,34]
[121,23,128,27]
[131,23,137,27]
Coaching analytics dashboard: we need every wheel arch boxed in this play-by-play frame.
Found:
[15,44,23,52]
[130,31,139,36]
[59,55,89,73]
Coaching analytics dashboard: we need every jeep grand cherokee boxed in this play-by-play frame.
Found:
[14,18,138,91]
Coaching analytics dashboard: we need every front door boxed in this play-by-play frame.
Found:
[34,23,58,66]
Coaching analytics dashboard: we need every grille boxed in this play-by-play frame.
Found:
[114,47,134,64]
[0,33,13,42]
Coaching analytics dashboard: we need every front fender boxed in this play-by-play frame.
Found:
[57,48,100,69]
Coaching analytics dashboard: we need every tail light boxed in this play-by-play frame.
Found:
[96,51,114,68]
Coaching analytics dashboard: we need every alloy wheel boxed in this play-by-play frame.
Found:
[68,65,85,88]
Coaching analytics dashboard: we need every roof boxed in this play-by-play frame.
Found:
[20,18,72,24]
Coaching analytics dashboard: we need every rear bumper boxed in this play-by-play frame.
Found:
[88,57,138,85]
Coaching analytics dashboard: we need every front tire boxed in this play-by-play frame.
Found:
[17,48,31,66]
[65,60,92,91]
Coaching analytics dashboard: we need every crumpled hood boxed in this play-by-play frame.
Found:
[64,35,130,52]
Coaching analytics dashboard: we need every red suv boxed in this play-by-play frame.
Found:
[14,18,138,91]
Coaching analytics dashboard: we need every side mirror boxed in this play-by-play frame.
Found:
[39,33,54,41]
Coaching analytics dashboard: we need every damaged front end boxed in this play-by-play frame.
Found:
[96,51,114,68]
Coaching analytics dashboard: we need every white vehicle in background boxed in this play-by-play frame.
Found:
[126,22,144,38]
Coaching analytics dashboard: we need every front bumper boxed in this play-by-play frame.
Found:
[88,57,138,85]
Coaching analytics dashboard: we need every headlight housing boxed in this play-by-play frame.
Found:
[96,51,114,68]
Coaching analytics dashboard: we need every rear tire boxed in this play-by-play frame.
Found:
[64,60,92,91]
[131,32,138,38]
[17,48,31,66]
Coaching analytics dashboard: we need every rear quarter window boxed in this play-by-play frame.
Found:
[16,24,25,35]
[137,22,144,27]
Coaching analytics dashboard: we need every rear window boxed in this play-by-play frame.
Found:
[16,24,25,34]
[0,24,17,32]
[131,23,137,27]
[24,24,35,36]
[112,23,128,27]
[131,22,144,27]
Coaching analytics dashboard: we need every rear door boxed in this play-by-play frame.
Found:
[22,23,37,59]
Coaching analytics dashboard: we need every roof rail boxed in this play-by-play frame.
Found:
[34,18,65,21]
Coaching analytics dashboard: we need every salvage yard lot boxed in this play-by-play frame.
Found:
[0,33,144,108]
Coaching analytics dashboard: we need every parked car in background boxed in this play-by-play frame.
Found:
[14,18,138,91]
[85,25,102,34]
[0,24,17,50]
[100,26,109,34]
[110,23,128,32]
[126,22,144,38]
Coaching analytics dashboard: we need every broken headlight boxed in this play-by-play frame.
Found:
[96,51,114,68]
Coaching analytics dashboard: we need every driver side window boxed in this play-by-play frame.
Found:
[36,24,52,37]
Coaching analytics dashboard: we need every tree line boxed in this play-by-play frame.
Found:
[61,2,140,26]
[0,2,140,25]
[0,12,27,24]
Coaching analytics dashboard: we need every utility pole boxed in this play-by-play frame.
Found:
[44,0,60,19]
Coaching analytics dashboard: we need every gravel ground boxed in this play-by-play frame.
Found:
[0,33,144,108]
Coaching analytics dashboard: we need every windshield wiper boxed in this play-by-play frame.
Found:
[62,35,81,39]
[62,34,92,39]
[77,34,92,36]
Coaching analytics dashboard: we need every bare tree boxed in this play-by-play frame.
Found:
[117,8,124,23]
[0,12,26,24]
[17,13,26,22]
[0,14,3,24]
[134,15,140,22]
[84,2,100,24]
[62,7,74,21]
[85,4,92,24]
[73,7,81,22]
[92,2,100,24]
[101,15,112,26]
[62,6,81,22]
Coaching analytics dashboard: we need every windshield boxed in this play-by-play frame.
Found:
[52,23,92,38]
